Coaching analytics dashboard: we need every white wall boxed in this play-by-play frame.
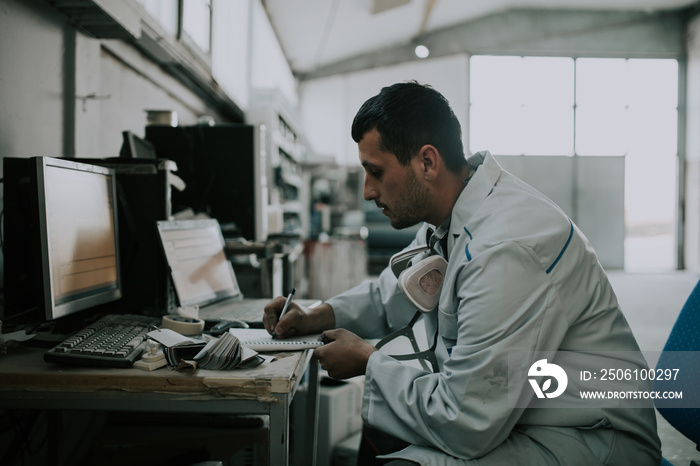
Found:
[79,39,220,157]
[0,0,65,162]
[300,54,469,165]
[0,2,219,162]
[0,0,299,164]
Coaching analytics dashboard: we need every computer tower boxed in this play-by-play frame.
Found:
[145,124,265,242]
[88,159,177,315]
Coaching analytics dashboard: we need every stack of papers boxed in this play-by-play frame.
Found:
[146,328,263,370]
[193,332,261,370]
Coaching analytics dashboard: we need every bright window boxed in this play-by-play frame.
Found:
[470,56,574,155]
[470,55,678,159]
[469,55,679,271]
[183,0,212,54]
[137,0,212,56]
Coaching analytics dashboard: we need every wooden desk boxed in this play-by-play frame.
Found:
[0,339,319,465]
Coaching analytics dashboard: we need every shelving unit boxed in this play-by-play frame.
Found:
[249,89,309,238]
[247,89,314,297]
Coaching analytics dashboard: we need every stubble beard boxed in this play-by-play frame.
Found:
[388,170,430,230]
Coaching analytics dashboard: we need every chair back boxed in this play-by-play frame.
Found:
[654,279,700,446]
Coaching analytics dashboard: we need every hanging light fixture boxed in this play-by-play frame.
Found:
[413,0,436,59]
[414,44,430,58]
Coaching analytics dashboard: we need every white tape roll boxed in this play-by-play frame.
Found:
[161,315,205,336]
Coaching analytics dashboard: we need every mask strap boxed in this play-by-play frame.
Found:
[375,311,422,353]
[375,310,441,373]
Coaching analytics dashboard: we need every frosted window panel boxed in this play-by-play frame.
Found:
[576,58,627,107]
[628,59,678,108]
[625,155,677,224]
[522,106,574,155]
[521,57,574,107]
[211,0,249,108]
[183,0,211,53]
[576,106,628,155]
[470,56,573,106]
[138,0,178,35]
[470,104,524,155]
[627,108,678,156]
[470,56,523,106]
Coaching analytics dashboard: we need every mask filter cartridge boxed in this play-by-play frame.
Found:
[397,255,447,313]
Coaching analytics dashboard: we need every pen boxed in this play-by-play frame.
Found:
[273,287,296,338]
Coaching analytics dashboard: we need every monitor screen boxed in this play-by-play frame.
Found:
[156,219,241,308]
[36,157,122,320]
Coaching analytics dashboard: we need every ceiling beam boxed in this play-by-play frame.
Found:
[296,8,686,82]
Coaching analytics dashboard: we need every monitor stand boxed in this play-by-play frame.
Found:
[22,331,70,348]
[19,312,98,349]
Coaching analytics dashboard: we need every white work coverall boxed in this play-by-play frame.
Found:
[326,152,661,465]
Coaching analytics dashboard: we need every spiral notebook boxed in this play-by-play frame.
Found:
[228,328,324,351]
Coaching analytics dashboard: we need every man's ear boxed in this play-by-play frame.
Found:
[417,144,440,181]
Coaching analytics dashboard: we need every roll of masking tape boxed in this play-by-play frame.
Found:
[161,315,205,336]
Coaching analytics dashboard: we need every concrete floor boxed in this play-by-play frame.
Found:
[607,271,700,466]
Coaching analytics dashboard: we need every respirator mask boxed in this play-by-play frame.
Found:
[390,244,447,313]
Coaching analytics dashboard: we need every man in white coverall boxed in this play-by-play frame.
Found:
[263,82,662,465]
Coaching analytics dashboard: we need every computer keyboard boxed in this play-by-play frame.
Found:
[44,314,162,368]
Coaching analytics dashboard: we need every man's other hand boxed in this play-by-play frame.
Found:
[314,328,377,380]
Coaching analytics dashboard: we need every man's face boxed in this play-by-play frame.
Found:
[359,129,429,229]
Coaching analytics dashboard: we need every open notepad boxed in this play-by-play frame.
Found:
[229,328,324,351]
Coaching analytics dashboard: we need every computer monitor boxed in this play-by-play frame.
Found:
[3,157,122,326]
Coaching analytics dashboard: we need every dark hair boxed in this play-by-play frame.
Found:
[351,81,466,173]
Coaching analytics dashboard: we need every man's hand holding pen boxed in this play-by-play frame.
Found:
[263,292,376,380]
[263,289,330,338]
[271,288,295,338]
